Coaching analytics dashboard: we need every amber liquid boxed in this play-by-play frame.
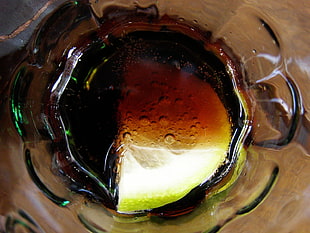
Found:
[55,10,246,216]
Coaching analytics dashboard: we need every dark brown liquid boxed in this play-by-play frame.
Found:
[53,6,247,217]
[117,59,230,153]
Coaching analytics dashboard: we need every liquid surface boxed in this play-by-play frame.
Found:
[1,1,308,232]
[57,10,247,216]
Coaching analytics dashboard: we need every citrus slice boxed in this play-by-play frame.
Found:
[117,144,230,212]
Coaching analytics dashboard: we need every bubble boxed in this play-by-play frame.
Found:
[172,60,181,70]
[151,80,160,88]
[158,96,170,105]
[195,121,201,127]
[190,125,197,131]
[164,134,176,144]
[125,116,133,123]
[175,98,183,105]
[188,135,197,145]
[182,112,189,119]
[159,116,169,126]
[123,132,132,142]
[139,115,150,126]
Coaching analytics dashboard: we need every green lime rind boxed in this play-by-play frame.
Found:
[117,145,229,213]
[212,147,246,195]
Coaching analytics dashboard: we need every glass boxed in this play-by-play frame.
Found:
[0,0,309,232]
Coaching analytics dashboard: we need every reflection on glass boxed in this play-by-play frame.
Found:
[0,0,309,233]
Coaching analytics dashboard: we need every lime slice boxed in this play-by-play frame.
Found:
[117,142,229,212]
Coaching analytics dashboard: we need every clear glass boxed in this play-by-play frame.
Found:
[0,0,309,232]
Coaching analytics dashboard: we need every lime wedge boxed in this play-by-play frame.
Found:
[117,143,229,212]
